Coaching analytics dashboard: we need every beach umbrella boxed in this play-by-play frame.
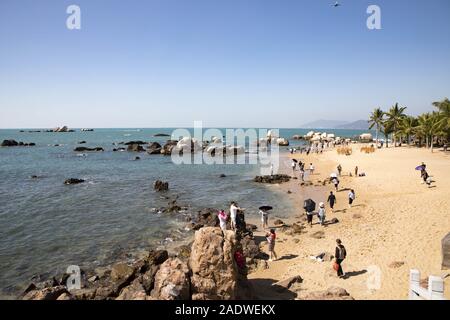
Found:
[330,173,338,178]
[292,159,298,163]
[303,199,316,212]
[259,206,273,211]
[415,165,424,171]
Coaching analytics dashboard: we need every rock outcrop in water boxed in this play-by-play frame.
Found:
[154,180,169,192]
[147,142,162,154]
[1,139,35,147]
[64,178,85,185]
[161,140,178,155]
[127,144,145,152]
[253,174,291,184]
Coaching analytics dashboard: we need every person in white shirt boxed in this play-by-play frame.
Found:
[229,202,240,230]
[318,202,326,226]
[260,209,269,230]
[309,163,315,175]
[348,189,355,208]
[291,160,297,175]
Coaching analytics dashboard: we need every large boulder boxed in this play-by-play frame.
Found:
[147,142,162,154]
[276,138,289,146]
[190,208,219,230]
[442,232,450,269]
[189,227,239,300]
[1,139,19,147]
[161,140,178,155]
[127,144,145,152]
[151,258,190,300]
[23,286,69,300]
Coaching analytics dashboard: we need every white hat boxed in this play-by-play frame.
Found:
[319,202,324,207]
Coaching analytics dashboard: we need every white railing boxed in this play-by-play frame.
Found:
[409,269,446,300]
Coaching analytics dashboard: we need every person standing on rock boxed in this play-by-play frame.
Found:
[230,201,241,230]
[355,166,359,177]
[266,229,278,261]
[335,239,347,278]
[348,189,355,208]
[327,191,336,213]
[218,210,228,232]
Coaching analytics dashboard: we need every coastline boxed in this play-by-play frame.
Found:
[248,144,450,300]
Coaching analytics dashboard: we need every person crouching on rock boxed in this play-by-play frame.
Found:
[266,229,278,262]
[218,210,228,232]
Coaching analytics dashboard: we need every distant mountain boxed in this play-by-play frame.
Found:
[335,120,369,130]
[300,120,349,129]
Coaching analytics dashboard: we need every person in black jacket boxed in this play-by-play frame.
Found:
[327,191,336,212]
[335,239,347,278]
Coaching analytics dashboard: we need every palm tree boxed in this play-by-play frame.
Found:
[432,98,450,141]
[381,121,393,148]
[417,112,446,152]
[384,103,407,147]
[368,108,384,144]
[399,116,417,146]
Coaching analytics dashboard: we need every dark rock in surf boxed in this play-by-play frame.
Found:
[153,180,169,192]
[1,139,35,147]
[161,140,178,155]
[153,133,171,137]
[64,178,85,185]
[78,141,87,144]
[127,144,145,152]
[147,142,162,155]
[123,141,147,145]
[253,174,291,184]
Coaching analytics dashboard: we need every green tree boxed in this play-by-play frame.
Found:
[399,116,417,146]
[368,108,384,143]
[384,103,407,147]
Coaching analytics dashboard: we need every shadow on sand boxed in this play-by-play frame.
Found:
[276,254,298,261]
[343,269,367,279]
[247,278,297,300]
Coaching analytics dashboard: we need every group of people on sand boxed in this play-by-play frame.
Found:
[217,201,279,262]
[291,159,315,181]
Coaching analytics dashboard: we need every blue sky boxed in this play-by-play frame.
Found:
[1,0,449,128]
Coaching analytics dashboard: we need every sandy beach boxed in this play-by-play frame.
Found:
[249,145,450,300]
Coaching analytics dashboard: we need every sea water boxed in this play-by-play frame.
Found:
[0,128,368,297]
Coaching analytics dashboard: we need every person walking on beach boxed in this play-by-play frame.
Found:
[266,229,278,261]
[218,210,228,233]
[355,166,359,177]
[318,202,326,226]
[334,239,347,278]
[306,209,314,227]
[348,189,355,208]
[309,163,315,175]
[327,191,336,212]
[260,208,269,230]
[299,167,305,182]
[291,159,297,175]
[230,201,241,230]
[337,164,342,176]
[332,177,339,192]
